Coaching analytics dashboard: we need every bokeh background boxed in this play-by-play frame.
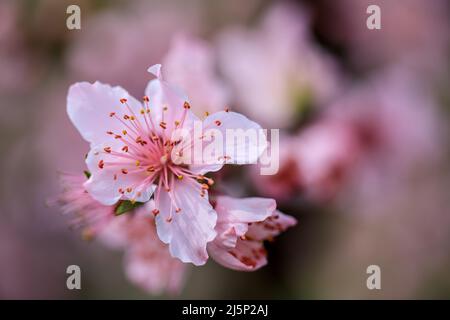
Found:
[1,0,449,299]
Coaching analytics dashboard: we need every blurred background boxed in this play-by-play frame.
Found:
[0,0,449,299]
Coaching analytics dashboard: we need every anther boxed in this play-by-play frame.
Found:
[122,146,129,152]
[183,101,191,109]
[152,209,160,216]
[121,168,128,174]
[109,112,116,117]
[103,147,111,153]
[120,98,127,104]
[215,120,222,126]
[143,96,149,102]
[98,160,104,169]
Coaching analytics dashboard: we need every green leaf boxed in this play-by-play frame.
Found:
[114,200,144,215]
[83,170,91,179]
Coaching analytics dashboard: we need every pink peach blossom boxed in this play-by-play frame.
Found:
[293,120,360,201]
[101,205,187,295]
[51,173,114,239]
[67,64,266,265]
[163,34,229,117]
[53,173,186,294]
[208,196,296,271]
[67,2,201,96]
[217,3,342,128]
[251,120,360,202]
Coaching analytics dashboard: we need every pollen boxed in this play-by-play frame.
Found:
[122,130,127,135]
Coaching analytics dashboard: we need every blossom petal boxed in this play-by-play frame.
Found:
[145,64,199,135]
[208,239,268,271]
[154,180,217,266]
[163,35,229,116]
[189,111,267,174]
[213,196,276,248]
[67,81,143,146]
[208,196,296,271]
[84,144,155,205]
[246,210,297,241]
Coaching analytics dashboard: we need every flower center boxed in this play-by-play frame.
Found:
[97,97,213,222]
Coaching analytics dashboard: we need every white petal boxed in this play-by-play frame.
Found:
[67,81,143,146]
[154,181,217,266]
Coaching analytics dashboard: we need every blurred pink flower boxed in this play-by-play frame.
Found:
[51,173,114,239]
[323,67,447,213]
[328,68,444,179]
[67,64,266,265]
[252,120,360,202]
[250,135,303,201]
[67,2,201,96]
[53,173,186,295]
[101,205,187,295]
[163,34,229,117]
[293,120,360,201]
[217,3,342,128]
[208,196,296,271]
